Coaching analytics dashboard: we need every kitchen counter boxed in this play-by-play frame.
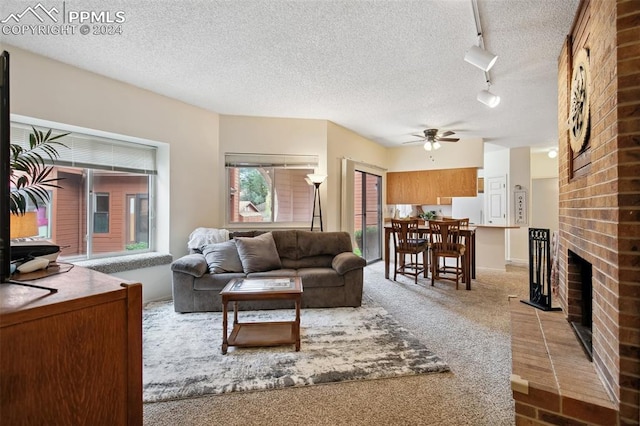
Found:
[475,225,520,270]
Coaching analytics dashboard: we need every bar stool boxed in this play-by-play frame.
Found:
[391,219,429,284]
[429,219,466,289]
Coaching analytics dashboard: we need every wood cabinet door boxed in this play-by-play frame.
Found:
[387,167,477,204]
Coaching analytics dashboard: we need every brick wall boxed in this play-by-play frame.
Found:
[557,1,640,424]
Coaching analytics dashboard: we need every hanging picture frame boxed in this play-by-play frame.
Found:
[514,189,528,225]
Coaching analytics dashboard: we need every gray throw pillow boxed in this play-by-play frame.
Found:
[201,240,243,274]
[235,232,282,273]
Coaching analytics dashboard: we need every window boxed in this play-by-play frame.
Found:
[226,154,319,225]
[93,193,109,233]
[10,123,157,260]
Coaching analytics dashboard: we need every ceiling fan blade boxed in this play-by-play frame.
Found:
[401,140,423,144]
[438,137,459,142]
[440,131,455,137]
[411,134,426,138]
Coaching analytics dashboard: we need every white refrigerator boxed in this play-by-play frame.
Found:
[451,194,484,225]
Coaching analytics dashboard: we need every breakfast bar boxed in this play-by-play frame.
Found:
[384,223,476,289]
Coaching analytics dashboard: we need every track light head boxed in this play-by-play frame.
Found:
[464,45,498,72]
[477,89,500,108]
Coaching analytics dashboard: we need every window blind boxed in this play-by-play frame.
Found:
[225,153,318,169]
[10,123,157,175]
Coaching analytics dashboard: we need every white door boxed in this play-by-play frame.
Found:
[485,175,506,225]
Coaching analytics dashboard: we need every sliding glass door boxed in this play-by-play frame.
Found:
[354,171,382,263]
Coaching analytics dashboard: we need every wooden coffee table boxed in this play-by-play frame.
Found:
[220,277,303,355]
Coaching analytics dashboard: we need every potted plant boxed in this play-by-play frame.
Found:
[10,127,68,216]
[419,210,436,223]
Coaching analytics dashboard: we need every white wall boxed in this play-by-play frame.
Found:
[531,151,559,233]
[218,114,328,227]
[6,45,220,301]
[327,122,389,231]
[386,137,484,172]
[508,147,531,264]
[531,151,559,178]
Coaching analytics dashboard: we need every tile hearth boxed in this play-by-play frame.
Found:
[509,299,618,425]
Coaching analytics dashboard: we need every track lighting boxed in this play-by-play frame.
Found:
[467,0,500,108]
[464,45,498,72]
[477,87,500,108]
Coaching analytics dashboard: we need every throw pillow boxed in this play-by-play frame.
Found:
[201,240,244,274]
[235,232,282,273]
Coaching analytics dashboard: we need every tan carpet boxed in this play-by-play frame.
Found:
[143,262,528,425]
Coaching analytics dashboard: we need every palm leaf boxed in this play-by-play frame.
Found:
[10,127,69,216]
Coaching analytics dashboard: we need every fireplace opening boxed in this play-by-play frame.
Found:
[567,251,593,360]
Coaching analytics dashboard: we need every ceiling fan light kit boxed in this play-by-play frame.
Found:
[464,45,498,72]
[423,140,442,151]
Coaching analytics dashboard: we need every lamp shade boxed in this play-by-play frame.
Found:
[306,174,327,185]
[464,45,498,72]
[10,212,39,239]
[477,89,500,108]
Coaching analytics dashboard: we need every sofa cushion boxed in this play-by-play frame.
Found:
[247,269,297,279]
[281,255,334,269]
[201,240,244,273]
[193,272,246,291]
[235,232,282,273]
[297,268,344,288]
[296,230,353,257]
[271,230,299,260]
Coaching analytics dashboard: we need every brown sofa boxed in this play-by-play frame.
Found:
[171,230,366,312]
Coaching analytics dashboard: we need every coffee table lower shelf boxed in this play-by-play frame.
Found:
[227,321,298,349]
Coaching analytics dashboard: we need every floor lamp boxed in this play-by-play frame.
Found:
[306,174,327,231]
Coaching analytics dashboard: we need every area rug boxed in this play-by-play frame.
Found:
[143,299,450,403]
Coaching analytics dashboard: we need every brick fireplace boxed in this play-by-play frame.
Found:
[558,0,639,424]
[511,1,639,425]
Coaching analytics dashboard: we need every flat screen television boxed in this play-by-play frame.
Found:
[1,50,10,283]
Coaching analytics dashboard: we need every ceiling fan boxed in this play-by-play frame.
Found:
[403,129,460,151]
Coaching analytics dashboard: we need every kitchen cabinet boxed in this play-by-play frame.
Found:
[387,167,477,204]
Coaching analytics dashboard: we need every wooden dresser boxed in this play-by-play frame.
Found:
[0,265,142,425]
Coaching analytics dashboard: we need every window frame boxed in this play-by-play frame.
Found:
[10,118,159,261]
[93,192,110,234]
[225,153,320,228]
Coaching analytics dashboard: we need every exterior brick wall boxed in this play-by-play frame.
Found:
[556,1,640,424]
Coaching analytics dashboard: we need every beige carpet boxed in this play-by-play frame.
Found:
[144,262,529,425]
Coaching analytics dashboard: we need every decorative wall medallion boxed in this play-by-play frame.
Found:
[568,48,590,153]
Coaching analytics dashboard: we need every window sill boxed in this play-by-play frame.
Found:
[73,252,173,274]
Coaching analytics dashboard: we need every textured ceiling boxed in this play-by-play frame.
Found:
[1,0,579,150]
